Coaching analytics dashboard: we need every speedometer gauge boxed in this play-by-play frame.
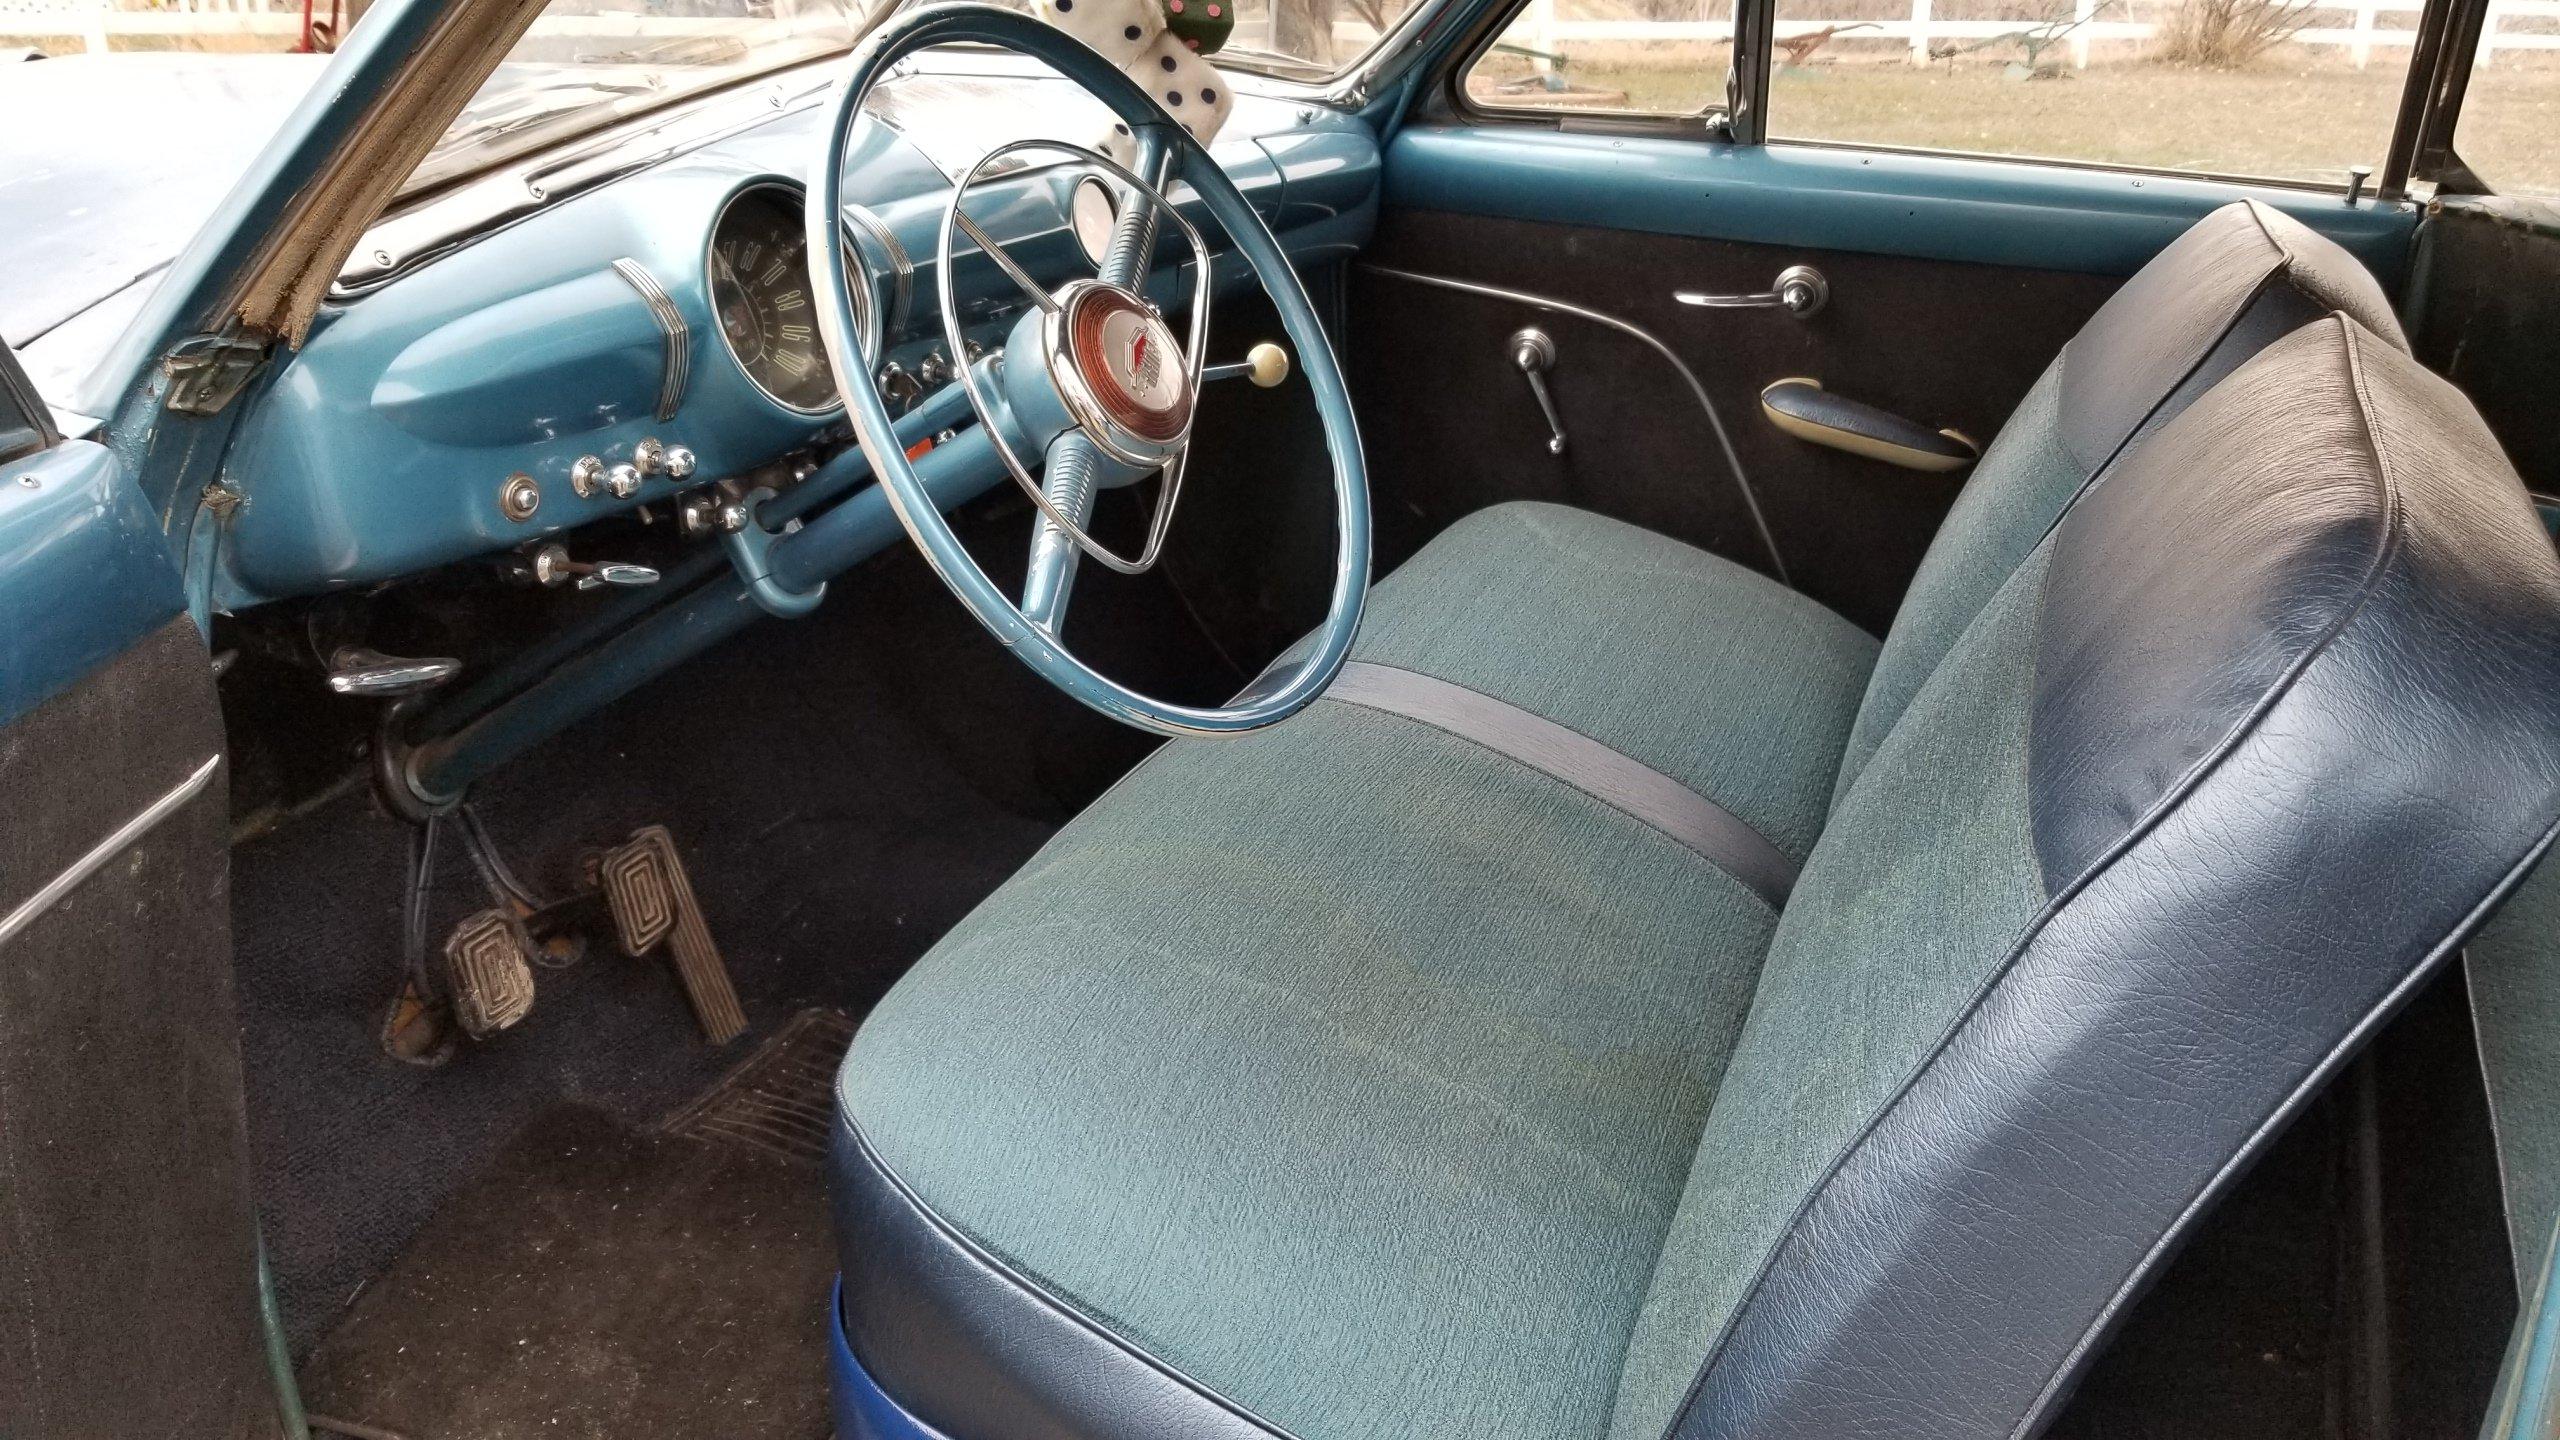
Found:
[709,183,837,415]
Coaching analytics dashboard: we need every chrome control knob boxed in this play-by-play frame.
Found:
[663,444,696,480]
[918,349,953,385]
[570,455,607,499]
[604,463,643,500]
[634,437,668,476]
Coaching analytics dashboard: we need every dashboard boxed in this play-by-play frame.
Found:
[212,55,1379,608]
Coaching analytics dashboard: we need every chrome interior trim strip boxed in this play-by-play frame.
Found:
[1356,262,1788,586]
[842,202,913,342]
[0,754,220,950]
[1326,662,1798,907]
[612,257,690,422]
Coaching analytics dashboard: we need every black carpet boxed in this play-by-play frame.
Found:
[295,1101,837,1440]
[235,495,1237,1353]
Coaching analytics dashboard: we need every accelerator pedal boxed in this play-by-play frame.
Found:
[600,825,746,1044]
[443,909,538,1039]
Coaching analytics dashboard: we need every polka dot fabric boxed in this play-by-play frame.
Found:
[1044,0,1159,68]
[1041,0,1237,145]
[1124,30,1233,143]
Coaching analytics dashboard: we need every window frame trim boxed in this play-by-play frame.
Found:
[1433,0,2502,197]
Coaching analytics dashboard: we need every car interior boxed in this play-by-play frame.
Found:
[9,0,2560,1433]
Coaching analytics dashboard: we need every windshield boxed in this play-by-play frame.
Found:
[420,0,1424,195]
[913,0,1424,77]
[414,0,882,195]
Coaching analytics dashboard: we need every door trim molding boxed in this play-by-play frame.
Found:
[0,753,219,949]
[1357,260,1789,583]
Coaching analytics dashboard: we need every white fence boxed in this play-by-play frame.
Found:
[1507,0,2560,68]
[7,0,2554,63]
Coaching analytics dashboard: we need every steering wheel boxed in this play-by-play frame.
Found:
[805,2,1371,738]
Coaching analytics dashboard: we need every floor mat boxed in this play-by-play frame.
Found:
[297,1086,843,1439]
[663,1008,858,1164]
[235,500,1235,1353]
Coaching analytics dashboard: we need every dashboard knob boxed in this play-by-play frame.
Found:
[663,445,697,481]
[570,455,607,499]
[634,437,668,476]
[605,463,643,500]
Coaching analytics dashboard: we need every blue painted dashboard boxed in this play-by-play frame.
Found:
[214,58,1379,608]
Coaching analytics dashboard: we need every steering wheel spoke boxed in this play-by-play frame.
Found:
[952,207,1062,316]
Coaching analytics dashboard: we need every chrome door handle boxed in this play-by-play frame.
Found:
[1509,327,1567,456]
[1675,265,1829,319]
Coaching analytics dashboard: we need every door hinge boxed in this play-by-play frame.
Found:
[162,324,274,416]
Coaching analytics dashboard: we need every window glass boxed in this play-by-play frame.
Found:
[1768,0,2414,185]
[1466,0,2447,187]
[919,0,1430,77]
[2453,26,2560,195]
[1466,0,1732,115]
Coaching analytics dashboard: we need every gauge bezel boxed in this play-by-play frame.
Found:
[705,177,880,418]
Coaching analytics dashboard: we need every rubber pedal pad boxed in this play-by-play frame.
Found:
[600,825,746,1045]
[443,908,537,1040]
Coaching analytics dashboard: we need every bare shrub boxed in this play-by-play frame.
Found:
[2155,0,2317,66]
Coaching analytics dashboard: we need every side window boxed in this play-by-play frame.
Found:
[0,343,57,469]
[2454,37,2560,195]
[1465,0,1732,115]
[1765,0,2417,185]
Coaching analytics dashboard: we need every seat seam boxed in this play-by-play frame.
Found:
[1314,677,1792,912]
[1659,315,2406,1440]
[837,1108,1307,1440]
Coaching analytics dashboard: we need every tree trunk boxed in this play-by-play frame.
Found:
[1273,0,1340,64]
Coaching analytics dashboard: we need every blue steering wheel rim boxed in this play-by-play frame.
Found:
[806,2,1371,738]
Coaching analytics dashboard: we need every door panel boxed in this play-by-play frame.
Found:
[2407,197,2560,498]
[1353,206,2116,631]
[0,358,273,1437]
[1355,127,2423,632]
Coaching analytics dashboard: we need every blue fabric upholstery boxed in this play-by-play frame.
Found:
[825,209,2558,1440]
[835,502,1880,1440]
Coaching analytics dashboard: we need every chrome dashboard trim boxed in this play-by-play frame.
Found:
[0,755,220,951]
[612,257,691,422]
[841,201,913,343]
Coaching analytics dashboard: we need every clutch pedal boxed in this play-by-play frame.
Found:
[599,825,746,1044]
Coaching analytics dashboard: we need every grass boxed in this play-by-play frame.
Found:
[1475,50,2560,193]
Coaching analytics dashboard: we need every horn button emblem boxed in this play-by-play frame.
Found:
[1051,282,1193,457]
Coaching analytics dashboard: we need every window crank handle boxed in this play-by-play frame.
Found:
[1509,328,1567,457]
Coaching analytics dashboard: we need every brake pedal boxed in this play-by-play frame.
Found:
[443,909,537,1039]
[599,825,746,1044]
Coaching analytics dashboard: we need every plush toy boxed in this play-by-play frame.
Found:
[1158,0,1236,55]
[1127,30,1235,142]
[1040,0,1160,68]
[1042,0,1237,148]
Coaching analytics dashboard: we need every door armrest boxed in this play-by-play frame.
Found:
[1760,378,1979,474]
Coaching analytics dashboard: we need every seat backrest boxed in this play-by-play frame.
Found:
[1832,200,2409,809]
[1610,317,2560,1440]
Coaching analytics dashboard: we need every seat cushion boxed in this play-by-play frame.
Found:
[832,505,1880,1440]
[1347,501,1878,863]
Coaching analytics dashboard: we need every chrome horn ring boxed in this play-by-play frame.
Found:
[937,135,1214,576]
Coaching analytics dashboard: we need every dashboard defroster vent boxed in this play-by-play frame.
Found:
[612,257,690,422]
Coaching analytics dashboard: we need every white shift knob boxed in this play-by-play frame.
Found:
[1245,341,1290,389]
